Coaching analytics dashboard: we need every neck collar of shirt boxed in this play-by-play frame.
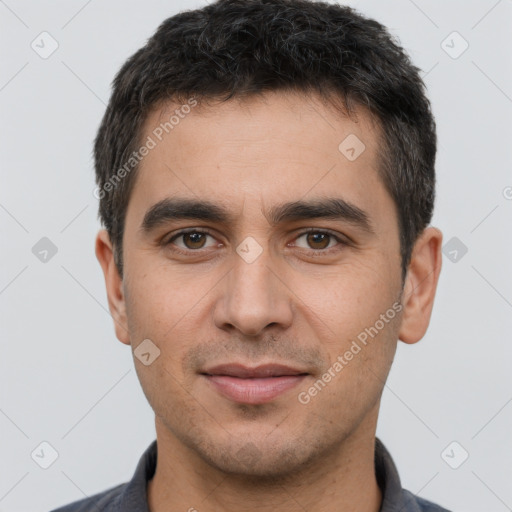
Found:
[112,437,429,512]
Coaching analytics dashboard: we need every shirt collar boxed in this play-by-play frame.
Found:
[114,437,423,512]
[114,439,156,512]
[374,437,427,512]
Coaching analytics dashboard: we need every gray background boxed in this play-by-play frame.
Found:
[1,1,511,511]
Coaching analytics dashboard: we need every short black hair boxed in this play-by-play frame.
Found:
[94,0,436,280]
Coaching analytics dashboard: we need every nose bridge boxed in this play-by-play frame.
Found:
[215,242,293,336]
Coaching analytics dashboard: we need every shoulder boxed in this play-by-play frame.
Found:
[49,482,126,512]
[402,489,452,512]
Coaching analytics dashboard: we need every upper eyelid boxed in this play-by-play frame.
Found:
[167,227,217,240]
[292,227,346,240]
[166,228,218,246]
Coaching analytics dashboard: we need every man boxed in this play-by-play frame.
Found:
[52,0,448,510]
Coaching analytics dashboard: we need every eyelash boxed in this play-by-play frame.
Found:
[164,228,348,256]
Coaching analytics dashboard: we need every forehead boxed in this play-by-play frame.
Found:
[145,91,382,164]
[125,91,393,229]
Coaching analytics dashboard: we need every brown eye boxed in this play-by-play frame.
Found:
[293,230,341,251]
[167,230,218,251]
[182,232,207,249]
[306,232,331,250]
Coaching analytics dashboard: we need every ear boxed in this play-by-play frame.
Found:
[399,227,443,344]
[95,229,130,345]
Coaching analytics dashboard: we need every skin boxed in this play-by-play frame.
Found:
[96,91,442,512]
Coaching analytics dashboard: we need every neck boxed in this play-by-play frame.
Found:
[147,414,382,512]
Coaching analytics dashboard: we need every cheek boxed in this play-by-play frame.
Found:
[313,314,400,422]
[124,267,215,380]
[296,261,400,335]
[124,264,199,331]
[295,262,401,403]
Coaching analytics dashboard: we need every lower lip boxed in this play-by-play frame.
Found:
[204,375,306,404]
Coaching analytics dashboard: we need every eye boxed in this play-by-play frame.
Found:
[292,230,345,252]
[166,229,219,251]
[163,228,347,256]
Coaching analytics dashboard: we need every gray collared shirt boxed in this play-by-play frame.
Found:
[50,437,451,511]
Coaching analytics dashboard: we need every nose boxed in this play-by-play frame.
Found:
[213,245,294,337]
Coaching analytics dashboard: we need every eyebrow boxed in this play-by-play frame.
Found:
[140,197,374,234]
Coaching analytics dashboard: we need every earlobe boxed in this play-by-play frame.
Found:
[95,229,131,345]
[398,227,443,345]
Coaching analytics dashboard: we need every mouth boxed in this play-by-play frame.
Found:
[200,363,309,405]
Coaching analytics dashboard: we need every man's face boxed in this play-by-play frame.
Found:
[117,92,405,476]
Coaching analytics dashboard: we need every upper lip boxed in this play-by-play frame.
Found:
[201,363,308,378]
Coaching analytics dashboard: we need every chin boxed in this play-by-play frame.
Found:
[188,431,326,480]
